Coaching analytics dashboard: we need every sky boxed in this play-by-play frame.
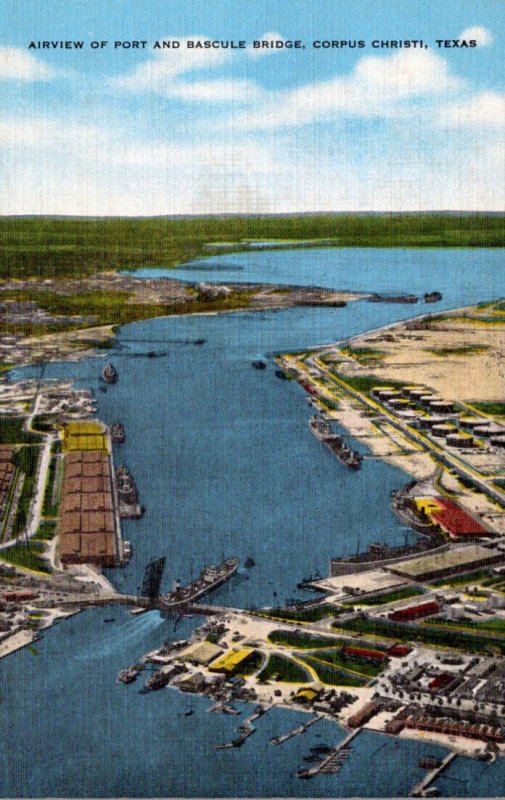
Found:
[0,0,504,215]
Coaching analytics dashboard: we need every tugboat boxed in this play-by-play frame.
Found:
[110,422,125,443]
[101,363,118,384]
[424,291,442,303]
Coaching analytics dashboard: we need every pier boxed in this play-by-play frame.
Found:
[297,727,360,779]
[270,714,322,745]
[215,705,271,750]
[409,751,458,797]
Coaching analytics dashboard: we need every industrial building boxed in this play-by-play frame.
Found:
[388,545,504,582]
[208,648,256,675]
[413,497,488,540]
[59,438,120,567]
[388,600,439,622]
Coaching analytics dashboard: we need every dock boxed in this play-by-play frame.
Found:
[297,727,360,779]
[270,714,322,745]
[215,705,270,750]
[409,751,458,797]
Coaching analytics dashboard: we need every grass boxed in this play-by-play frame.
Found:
[429,569,492,587]
[425,618,505,636]
[33,520,57,541]
[0,418,41,444]
[343,587,424,607]
[42,456,60,517]
[333,616,505,654]
[340,347,386,364]
[2,215,505,280]
[299,656,366,686]
[0,541,52,573]
[333,373,406,393]
[428,346,488,357]
[255,604,344,623]
[469,402,505,417]
[307,648,385,677]
[11,445,40,536]
[268,630,342,649]
[258,654,310,683]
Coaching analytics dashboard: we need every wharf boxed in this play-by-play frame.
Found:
[297,727,360,779]
[215,705,270,750]
[409,751,457,797]
[270,714,322,745]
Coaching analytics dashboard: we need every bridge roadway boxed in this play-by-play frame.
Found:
[54,592,241,615]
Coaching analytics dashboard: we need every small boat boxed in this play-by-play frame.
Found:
[252,360,267,369]
[194,338,206,345]
[184,709,194,717]
[110,422,125,443]
[244,556,256,569]
[103,618,116,624]
[101,363,118,383]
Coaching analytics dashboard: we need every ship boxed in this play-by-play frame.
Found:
[424,291,442,303]
[309,416,363,470]
[116,465,138,505]
[158,557,240,611]
[101,363,117,383]
[110,422,125,443]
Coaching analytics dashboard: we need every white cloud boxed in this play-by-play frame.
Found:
[224,49,462,130]
[0,47,56,82]
[459,26,493,46]
[248,32,287,57]
[441,92,505,128]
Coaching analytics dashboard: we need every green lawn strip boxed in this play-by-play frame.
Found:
[428,346,488,357]
[333,616,505,654]
[428,570,492,588]
[268,630,343,649]
[33,520,57,541]
[468,402,505,417]
[299,655,367,687]
[0,541,52,573]
[42,456,59,517]
[424,617,505,636]
[343,587,424,607]
[254,604,344,623]
[11,446,40,536]
[331,373,406,393]
[305,648,384,678]
[0,418,41,444]
[258,653,310,683]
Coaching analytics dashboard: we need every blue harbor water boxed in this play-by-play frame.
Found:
[1,247,505,797]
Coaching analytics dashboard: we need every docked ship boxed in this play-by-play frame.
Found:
[110,422,125,443]
[101,363,118,383]
[309,416,363,470]
[158,557,240,612]
[116,465,143,518]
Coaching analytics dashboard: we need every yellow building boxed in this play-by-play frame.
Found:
[62,421,108,453]
[414,497,443,516]
[208,648,255,674]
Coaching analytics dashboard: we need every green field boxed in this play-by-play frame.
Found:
[307,648,385,677]
[268,630,342,649]
[0,541,52,573]
[0,419,41,444]
[469,402,505,417]
[344,587,424,607]
[333,616,505,654]
[2,214,505,279]
[299,655,366,686]
[258,654,310,683]
[255,604,344,623]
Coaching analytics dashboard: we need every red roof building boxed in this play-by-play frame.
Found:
[387,644,412,658]
[342,645,386,662]
[430,499,487,539]
[389,600,439,622]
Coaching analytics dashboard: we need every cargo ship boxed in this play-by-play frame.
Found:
[309,416,362,470]
[158,557,240,611]
[110,422,125,443]
[101,363,118,383]
[368,293,418,304]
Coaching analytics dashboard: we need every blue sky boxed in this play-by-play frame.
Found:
[0,0,504,214]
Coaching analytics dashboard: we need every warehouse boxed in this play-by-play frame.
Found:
[388,545,504,582]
